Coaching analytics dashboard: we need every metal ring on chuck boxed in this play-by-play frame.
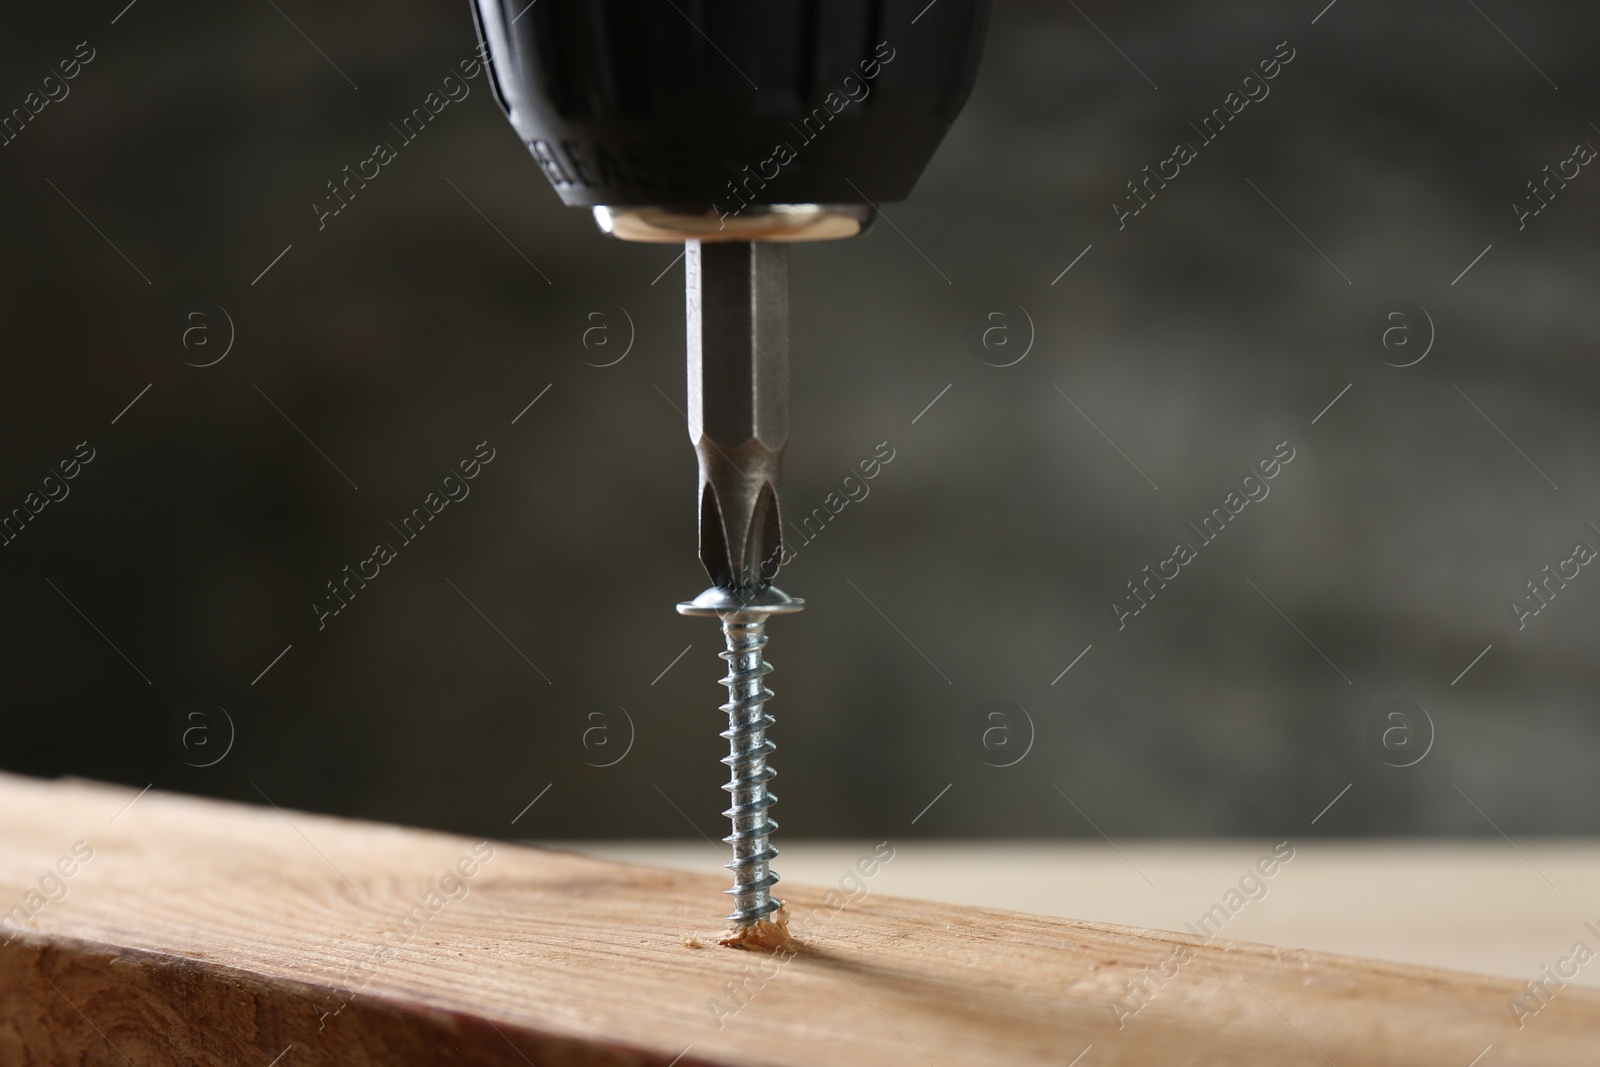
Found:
[594,203,873,244]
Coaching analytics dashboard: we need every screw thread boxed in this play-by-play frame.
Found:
[718,616,781,925]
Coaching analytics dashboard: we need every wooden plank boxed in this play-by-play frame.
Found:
[583,839,1600,988]
[0,774,1594,1066]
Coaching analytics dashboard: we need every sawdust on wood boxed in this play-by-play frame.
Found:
[717,904,802,952]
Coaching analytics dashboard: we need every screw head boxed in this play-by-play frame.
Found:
[677,585,806,619]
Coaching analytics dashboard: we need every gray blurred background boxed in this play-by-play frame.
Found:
[1,0,1596,843]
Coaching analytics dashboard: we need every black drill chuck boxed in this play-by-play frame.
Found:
[470,0,989,218]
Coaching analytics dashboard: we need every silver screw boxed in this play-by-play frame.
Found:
[680,585,804,926]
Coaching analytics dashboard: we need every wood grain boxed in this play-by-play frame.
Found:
[0,773,1594,1066]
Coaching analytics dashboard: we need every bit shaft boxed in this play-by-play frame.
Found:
[685,240,790,592]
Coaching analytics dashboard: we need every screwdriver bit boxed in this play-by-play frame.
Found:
[685,240,790,594]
